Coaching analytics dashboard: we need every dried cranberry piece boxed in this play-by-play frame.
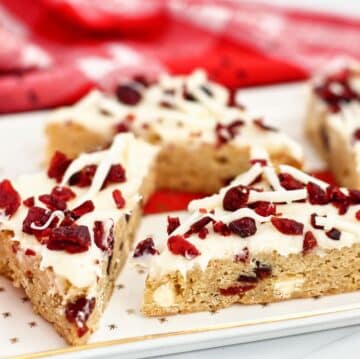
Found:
[102,164,126,189]
[93,220,114,253]
[223,185,249,211]
[133,237,159,257]
[114,121,130,134]
[326,228,341,240]
[237,275,258,283]
[253,118,278,132]
[69,165,97,188]
[250,159,267,167]
[168,235,200,258]
[22,206,54,238]
[23,196,35,208]
[349,190,360,204]
[213,221,231,236]
[215,120,244,145]
[278,173,304,190]
[310,213,324,230]
[356,210,360,221]
[0,179,21,217]
[249,201,276,217]
[307,182,329,205]
[353,129,360,141]
[185,216,213,237]
[115,83,141,105]
[47,225,91,253]
[65,297,96,337]
[303,231,317,254]
[39,194,67,211]
[51,186,76,202]
[219,284,256,296]
[271,217,304,235]
[234,247,250,263]
[112,189,126,209]
[47,151,72,182]
[314,69,358,113]
[255,262,272,279]
[229,217,257,238]
[25,249,36,256]
[197,227,209,239]
[326,185,349,214]
[167,216,180,235]
[71,200,95,219]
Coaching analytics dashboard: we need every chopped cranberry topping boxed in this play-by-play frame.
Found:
[69,165,97,188]
[39,194,67,211]
[219,284,256,296]
[223,185,249,211]
[51,186,76,202]
[25,248,36,256]
[326,185,349,214]
[310,213,324,230]
[237,275,258,283]
[249,201,276,217]
[23,197,35,208]
[197,227,209,239]
[326,228,341,240]
[353,128,360,141]
[271,217,304,235]
[22,206,56,239]
[167,216,180,235]
[112,189,126,209]
[115,83,142,105]
[213,221,231,236]
[168,235,200,258]
[103,164,126,189]
[278,173,304,190]
[93,220,114,253]
[133,237,159,257]
[0,179,21,217]
[234,247,250,263]
[314,68,359,113]
[114,121,130,134]
[349,190,360,204]
[253,118,278,132]
[255,262,272,279]
[215,120,244,145]
[307,182,329,205]
[250,159,268,167]
[185,216,213,237]
[229,217,257,238]
[65,297,96,337]
[47,151,72,182]
[47,225,91,253]
[71,200,95,219]
[356,210,360,221]
[303,231,317,254]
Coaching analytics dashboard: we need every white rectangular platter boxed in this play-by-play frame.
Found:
[2,82,360,359]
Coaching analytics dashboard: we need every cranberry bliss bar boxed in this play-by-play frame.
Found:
[0,133,158,344]
[306,60,360,188]
[46,70,303,193]
[141,152,360,316]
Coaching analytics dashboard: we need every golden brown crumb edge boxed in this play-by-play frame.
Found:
[46,122,303,193]
[143,244,360,316]
[0,168,156,345]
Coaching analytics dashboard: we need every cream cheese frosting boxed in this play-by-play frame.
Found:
[48,70,303,162]
[147,153,360,279]
[0,133,158,294]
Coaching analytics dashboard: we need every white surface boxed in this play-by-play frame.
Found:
[0,82,359,359]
